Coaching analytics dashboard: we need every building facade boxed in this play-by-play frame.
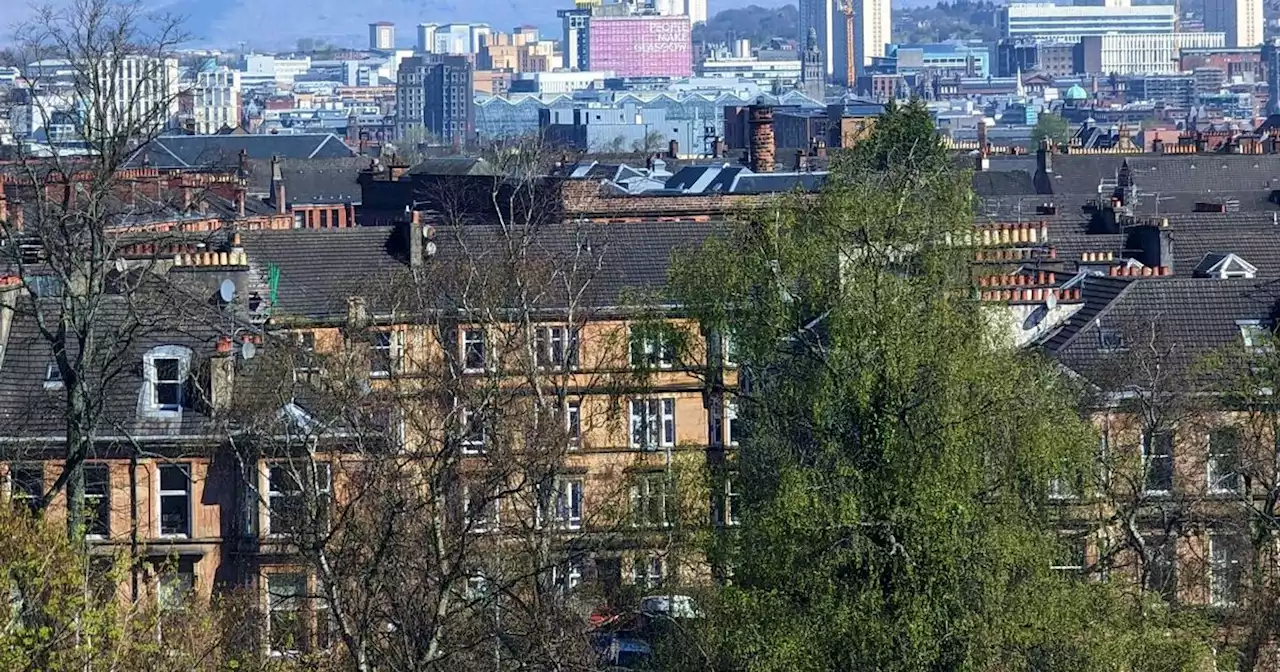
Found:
[1076,32,1226,75]
[416,23,438,53]
[1001,3,1177,41]
[586,16,693,79]
[190,66,241,135]
[395,55,475,147]
[369,22,395,51]
[1203,0,1263,48]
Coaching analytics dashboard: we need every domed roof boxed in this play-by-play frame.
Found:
[1064,84,1088,101]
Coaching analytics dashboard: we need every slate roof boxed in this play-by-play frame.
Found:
[730,172,827,194]
[665,165,748,193]
[238,221,724,321]
[0,285,236,442]
[125,134,357,170]
[1043,277,1280,384]
[1123,155,1280,194]
[972,170,1037,197]
[406,157,500,176]
[244,157,367,205]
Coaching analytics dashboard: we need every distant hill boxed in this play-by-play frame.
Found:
[694,4,799,47]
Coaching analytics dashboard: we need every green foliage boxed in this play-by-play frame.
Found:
[1032,113,1072,148]
[663,101,1209,671]
[892,2,1003,44]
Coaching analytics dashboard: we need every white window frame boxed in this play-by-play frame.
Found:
[462,328,487,373]
[630,398,676,450]
[158,463,191,538]
[554,476,584,530]
[1050,534,1087,572]
[143,345,192,415]
[726,398,740,447]
[629,325,675,369]
[565,399,582,449]
[369,331,399,378]
[43,362,62,390]
[717,475,740,527]
[266,462,332,537]
[84,463,110,539]
[463,483,499,533]
[552,557,583,596]
[632,554,664,588]
[266,572,307,657]
[1209,535,1243,607]
[722,329,739,368]
[1142,430,1174,495]
[1238,319,1272,352]
[460,407,487,454]
[535,325,578,370]
[1208,427,1242,494]
[7,462,42,511]
[630,473,669,528]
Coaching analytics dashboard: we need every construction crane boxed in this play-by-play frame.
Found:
[839,0,856,91]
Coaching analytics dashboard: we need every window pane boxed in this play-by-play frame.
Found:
[160,464,189,491]
[85,465,109,537]
[155,358,180,382]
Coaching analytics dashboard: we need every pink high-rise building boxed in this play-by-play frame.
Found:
[587,16,692,78]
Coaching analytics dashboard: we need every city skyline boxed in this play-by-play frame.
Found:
[1,0,931,49]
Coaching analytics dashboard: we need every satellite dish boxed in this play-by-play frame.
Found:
[241,341,257,360]
[1023,304,1048,331]
[1046,291,1058,311]
[424,241,438,257]
[114,258,127,273]
[218,278,236,303]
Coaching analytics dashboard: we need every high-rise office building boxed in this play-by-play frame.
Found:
[687,0,707,24]
[1000,4,1176,41]
[1264,39,1280,114]
[855,0,891,69]
[396,55,474,148]
[1204,0,1263,48]
[416,23,438,53]
[558,8,592,70]
[798,0,835,77]
[369,22,395,51]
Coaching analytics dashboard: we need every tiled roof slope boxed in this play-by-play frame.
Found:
[0,293,227,441]
[238,220,724,322]
[244,157,367,205]
[1044,277,1280,385]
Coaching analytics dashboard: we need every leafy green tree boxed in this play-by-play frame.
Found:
[661,101,1210,671]
[1032,113,1072,148]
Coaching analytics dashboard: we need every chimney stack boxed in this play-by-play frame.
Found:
[1037,138,1053,175]
[210,337,235,414]
[748,104,775,173]
[235,187,246,218]
[270,155,287,215]
[409,210,424,269]
[347,295,369,330]
[795,149,809,171]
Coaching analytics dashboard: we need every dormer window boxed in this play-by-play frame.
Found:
[143,346,192,415]
[1195,252,1257,280]
[1238,320,1272,352]
[44,362,63,390]
[1097,327,1125,352]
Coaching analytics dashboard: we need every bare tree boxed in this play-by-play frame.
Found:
[229,139,712,669]
[0,0,193,545]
